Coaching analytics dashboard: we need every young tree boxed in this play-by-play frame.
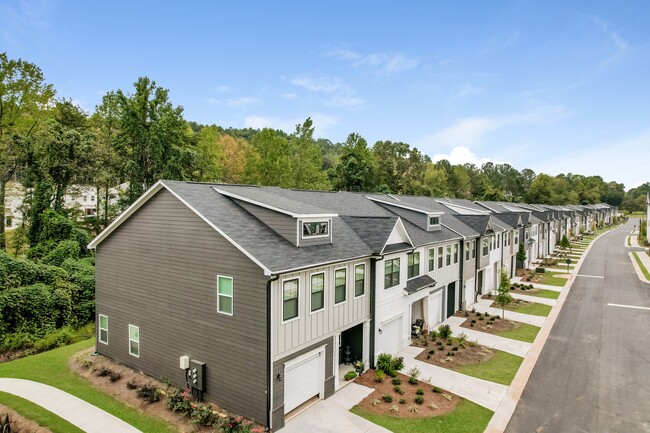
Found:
[559,234,571,250]
[248,128,291,186]
[289,118,328,190]
[516,241,527,269]
[496,267,513,320]
[0,52,55,250]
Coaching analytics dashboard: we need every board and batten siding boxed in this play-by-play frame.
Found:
[272,259,371,360]
[235,199,297,245]
[95,189,270,425]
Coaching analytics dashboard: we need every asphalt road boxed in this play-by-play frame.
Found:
[506,220,650,433]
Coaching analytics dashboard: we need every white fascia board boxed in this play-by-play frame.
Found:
[88,181,273,277]
[88,181,165,249]
[213,187,337,219]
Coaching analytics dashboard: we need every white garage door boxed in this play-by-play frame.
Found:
[465,277,475,308]
[284,349,323,414]
[381,316,402,356]
[428,291,443,327]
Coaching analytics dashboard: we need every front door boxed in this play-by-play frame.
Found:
[446,282,456,318]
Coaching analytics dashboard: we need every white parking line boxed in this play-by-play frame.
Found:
[576,274,604,279]
[607,303,650,311]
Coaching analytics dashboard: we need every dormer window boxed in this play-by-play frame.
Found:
[302,221,329,238]
[427,214,441,231]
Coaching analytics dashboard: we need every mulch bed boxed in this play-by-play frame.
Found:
[411,335,494,369]
[455,310,521,334]
[354,370,460,418]
[71,348,219,433]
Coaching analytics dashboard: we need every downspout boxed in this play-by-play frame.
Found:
[267,274,278,430]
[369,257,378,369]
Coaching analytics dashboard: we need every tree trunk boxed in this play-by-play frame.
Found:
[0,179,5,251]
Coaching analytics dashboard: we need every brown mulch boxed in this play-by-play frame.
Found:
[354,370,461,418]
[455,310,521,335]
[0,348,33,364]
[70,348,215,433]
[411,334,494,369]
[0,404,52,433]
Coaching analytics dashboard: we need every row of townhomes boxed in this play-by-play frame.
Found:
[88,180,615,431]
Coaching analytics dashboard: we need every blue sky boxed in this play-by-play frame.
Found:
[2,0,649,189]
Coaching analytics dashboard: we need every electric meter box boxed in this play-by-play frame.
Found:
[189,360,206,391]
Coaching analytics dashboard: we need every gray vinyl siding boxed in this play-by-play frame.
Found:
[95,189,269,425]
[463,244,476,280]
[273,259,371,360]
[236,199,298,246]
[479,241,490,269]
[272,337,335,430]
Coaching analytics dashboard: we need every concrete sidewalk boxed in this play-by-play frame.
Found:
[473,299,546,327]
[0,378,141,433]
[399,346,507,411]
[445,317,531,357]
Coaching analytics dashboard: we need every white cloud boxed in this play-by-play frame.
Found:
[281,93,297,100]
[431,146,507,166]
[208,97,262,107]
[325,95,366,108]
[531,130,650,189]
[290,75,342,93]
[244,113,339,136]
[0,0,50,43]
[327,49,419,75]
[421,105,570,149]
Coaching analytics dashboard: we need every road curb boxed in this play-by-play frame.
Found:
[627,251,650,284]
[484,226,617,433]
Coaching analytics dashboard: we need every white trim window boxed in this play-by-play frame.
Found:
[283,278,299,322]
[334,268,347,304]
[453,244,459,264]
[465,241,470,261]
[407,252,420,279]
[437,246,444,269]
[446,244,452,266]
[98,314,108,345]
[428,248,435,272]
[311,272,325,312]
[217,275,234,315]
[302,220,329,239]
[129,324,140,358]
[385,258,400,288]
[354,264,365,297]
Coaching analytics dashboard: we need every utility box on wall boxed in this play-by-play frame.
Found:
[190,359,206,391]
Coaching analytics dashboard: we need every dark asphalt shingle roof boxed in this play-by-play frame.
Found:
[341,216,399,253]
[452,215,494,235]
[405,275,436,294]
[214,184,334,216]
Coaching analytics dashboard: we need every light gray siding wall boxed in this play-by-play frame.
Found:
[463,242,476,280]
[235,199,297,246]
[272,337,335,430]
[95,190,269,425]
[479,244,490,269]
[273,259,371,360]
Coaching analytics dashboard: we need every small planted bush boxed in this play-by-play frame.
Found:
[432,386,441,393]
[382,394,393,403]
[190,403,221,427]
[437,324,453,339]
[166,388,192,415]
[126,379,139,390]
[344,371,357,381]
[136,384,163,403]
[416,388,424,395]
[409,376,418,385]
[96,366,112,377]
[391,377,401,386]
[376,353,404,377]
[109,371,122,382]
[375,370,386,383]
[393,385,405,395]
[415,395,424,404]
[371,399,381,407]
[399,398,406,404]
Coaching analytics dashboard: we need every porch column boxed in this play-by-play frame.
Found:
[362,321,371,367]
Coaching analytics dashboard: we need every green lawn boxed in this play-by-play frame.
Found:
[494,322,540,343]
[524,288,560,299]
[0,339,177,433]
[453,350,523,385]
[500,301,552,317]
[0,392,85,433]
[536,272,569,287]
[632,252,650,280]
[351,399,493,433]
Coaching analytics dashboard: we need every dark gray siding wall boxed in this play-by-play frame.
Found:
[235,199,297,246]
[383,206,427,230]
[272,336,335,430]
[95,190,269,425]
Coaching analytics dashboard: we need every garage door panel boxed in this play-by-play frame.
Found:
[284,351,322,413]
[381,316,402,356]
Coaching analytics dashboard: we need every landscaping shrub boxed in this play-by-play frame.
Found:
[126,379,139,390]
[374,370,386,383]
[382,394,393,403]
[190,403,221,427]
[375,353,404,377]
[415,396,424,404]
[391,377,401,386]
[136,384,163,403]
[219,414,260,432]
[166,388,193,415]
[344,371,357,381]
[393,385,404,395]
[409,376,418,385]
[109,371,122,382]
[96,366,112,377]
[437,324,452,339]
[399,398,406,404]
[432,386,441,393]
[416,388,424,395]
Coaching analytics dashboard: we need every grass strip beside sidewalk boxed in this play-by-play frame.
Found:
[632,252,650,280]
[0,392,85,433]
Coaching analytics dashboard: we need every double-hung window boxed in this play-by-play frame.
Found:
[482,239,489,256]
[446,245,452,266]
[217,276,233,315]
[437,246,444,269]
[428,248,435,272]
[98,314,108,344]
[453,244,458,264]
[283,279,299,321]
[129,324,139,357]
[407,252,420,279]
[311,273,324,312]
[335,269,346,304]
[385,259,400,288]
[354,264,365,297]
[465,241,470,261]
